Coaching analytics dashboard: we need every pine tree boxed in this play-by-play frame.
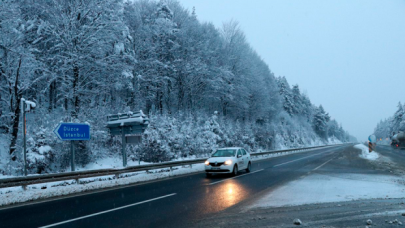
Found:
[313,105,330,139]
[277,77,294,116]
[292,85,303,115]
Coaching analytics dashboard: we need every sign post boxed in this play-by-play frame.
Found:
[121,126,127,167]
[106,111,149,167]
[54,123,90,171]
[23,102,26,176]
[71,141,75,171]
[368,135,377,153]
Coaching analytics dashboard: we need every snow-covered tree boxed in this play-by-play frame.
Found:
[313,105,330,138]
[277,77,294,116]
[0,0,355,175]
[391,102,404,133]
[0,1,43,159]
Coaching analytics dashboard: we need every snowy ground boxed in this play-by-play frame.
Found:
[76,155,202,171]
[77,157,151,171]
[249,173,405,208]
[249,145,402,209]
[354,143,379,160]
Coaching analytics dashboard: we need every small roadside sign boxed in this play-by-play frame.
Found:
[53,123,90,141]
[53,122,90,172]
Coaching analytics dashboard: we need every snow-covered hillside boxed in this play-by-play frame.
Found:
[0,0,355,176]
[374,102,405,142]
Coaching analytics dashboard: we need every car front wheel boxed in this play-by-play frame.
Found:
[232,165,238,176]
[246,162,251,173]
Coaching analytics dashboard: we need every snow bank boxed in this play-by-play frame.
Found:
[328,137,342,145]
[76,157,153,171]
[250,173,405,208]
[354,144,379,161]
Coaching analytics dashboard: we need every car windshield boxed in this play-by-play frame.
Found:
[212,149,236,157]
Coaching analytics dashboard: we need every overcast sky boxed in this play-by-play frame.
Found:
[178,0,405,141]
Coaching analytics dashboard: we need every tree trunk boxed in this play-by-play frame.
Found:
[72,65,79,117]
[49,81,54,111]
[177,74,184,112]
[9,57,22,159]
[9,97,21,158]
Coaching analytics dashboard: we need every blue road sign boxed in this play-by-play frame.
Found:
[53,123,91,141]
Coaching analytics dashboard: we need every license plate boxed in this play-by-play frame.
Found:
[211,167,220,170]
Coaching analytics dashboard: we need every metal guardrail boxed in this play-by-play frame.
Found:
[0,143,350,189]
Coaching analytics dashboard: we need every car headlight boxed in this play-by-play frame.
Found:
[224,160,232,165]
[205,160,210,165]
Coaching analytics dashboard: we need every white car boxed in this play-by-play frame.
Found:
[205,147,251,177]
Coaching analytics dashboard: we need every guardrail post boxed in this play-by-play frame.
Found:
[22,184,27,191]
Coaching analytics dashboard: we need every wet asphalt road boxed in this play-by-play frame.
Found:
[193,144,405,228]
[0,145,351,228]
[376,144,405,167]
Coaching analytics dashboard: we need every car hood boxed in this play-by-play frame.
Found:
[207,157,234,163]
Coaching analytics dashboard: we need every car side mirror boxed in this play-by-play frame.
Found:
[237,154,242,158]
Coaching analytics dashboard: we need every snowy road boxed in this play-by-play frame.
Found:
[0,145,351,228]
[195,145,405,227]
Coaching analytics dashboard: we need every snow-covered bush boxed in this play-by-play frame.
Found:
[26,127,55,174]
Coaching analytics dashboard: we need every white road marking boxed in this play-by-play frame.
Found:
[0,171,201,211]
[273,151,331,167]
[208,169,264,186]
[313,156,335,171]
[38,193,177,228]
[1,145,344,211]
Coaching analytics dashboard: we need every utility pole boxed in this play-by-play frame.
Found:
[21,98,36,176]
[21,98,27,176]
